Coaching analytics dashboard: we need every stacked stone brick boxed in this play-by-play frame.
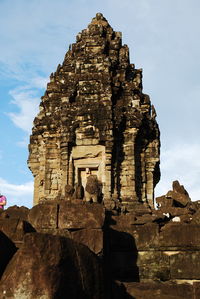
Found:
[28,13,160,209]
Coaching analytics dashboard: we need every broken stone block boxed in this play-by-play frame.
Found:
[0,205,30,221]
[166,190,190,207]
[0,233,105,299]
[159,207,190,218]
[28,202,58,229]
[156,195,173,208]
[0,218,35,243]
[172,180,189,196]
[191,209,200,224]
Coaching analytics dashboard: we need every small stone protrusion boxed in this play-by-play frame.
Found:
[151,105,157,119]
[96,13,104,20]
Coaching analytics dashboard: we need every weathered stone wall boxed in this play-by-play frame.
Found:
[28,13,160,208]
[1,196,200,298]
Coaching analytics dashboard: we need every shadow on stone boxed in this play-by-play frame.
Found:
[103,211,139,298]
[106,228,139,282]
[111,281,136,299]
[0,231,17,279]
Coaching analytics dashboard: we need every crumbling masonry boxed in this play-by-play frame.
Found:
[28,13,160,208]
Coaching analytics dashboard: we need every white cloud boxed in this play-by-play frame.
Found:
[155,143,200,201]
[8,86,40,133]
[0,178,33,208]
[7,76,48,134]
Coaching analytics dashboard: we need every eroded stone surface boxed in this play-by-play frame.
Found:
[27,201,105,254]
[0,205,30,221]
[124,281,193,299]
[28,202,58,229]
[0,233,105,299]
[28,13,160,209]
[0,218,35,243]
[58,201,105,229]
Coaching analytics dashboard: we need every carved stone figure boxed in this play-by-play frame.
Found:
[85,174,100,203]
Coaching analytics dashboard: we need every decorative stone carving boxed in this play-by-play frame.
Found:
[28,13,160,208]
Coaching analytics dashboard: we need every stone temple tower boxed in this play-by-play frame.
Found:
[28,13,160,209]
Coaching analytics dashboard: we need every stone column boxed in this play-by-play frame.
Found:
[68,158,74,187]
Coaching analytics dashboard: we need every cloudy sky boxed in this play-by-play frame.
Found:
[0,0,200,208]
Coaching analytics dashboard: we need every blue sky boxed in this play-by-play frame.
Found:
[1,0,200,207]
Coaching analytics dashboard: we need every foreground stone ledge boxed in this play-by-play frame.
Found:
[34,227,103,255]
[0,233,106,299]
[28,201,105,230]
[123,281,194,299]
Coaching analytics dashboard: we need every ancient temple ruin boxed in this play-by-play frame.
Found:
[28,13,160,208]
[2,13,200,299]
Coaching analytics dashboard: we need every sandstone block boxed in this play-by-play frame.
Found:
[0,218,35,243]
[194,282,200,299]
[137,251,170,280]
[0,233,105,299]
[156,195,173,208]
[159,206,191,217]
[191,209,200,224]
[71,228,103,255]
[158,223,200,249]
[28,202,58,229]
[167,190,190,207]
[123,281,193,299]
[58,202,105,229]
[170,251,200,279]
[109,223,159,251]
[173,180,189,195]
[0,205,30,221]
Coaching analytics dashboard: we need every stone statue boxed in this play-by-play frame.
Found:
[85,170,101,203]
